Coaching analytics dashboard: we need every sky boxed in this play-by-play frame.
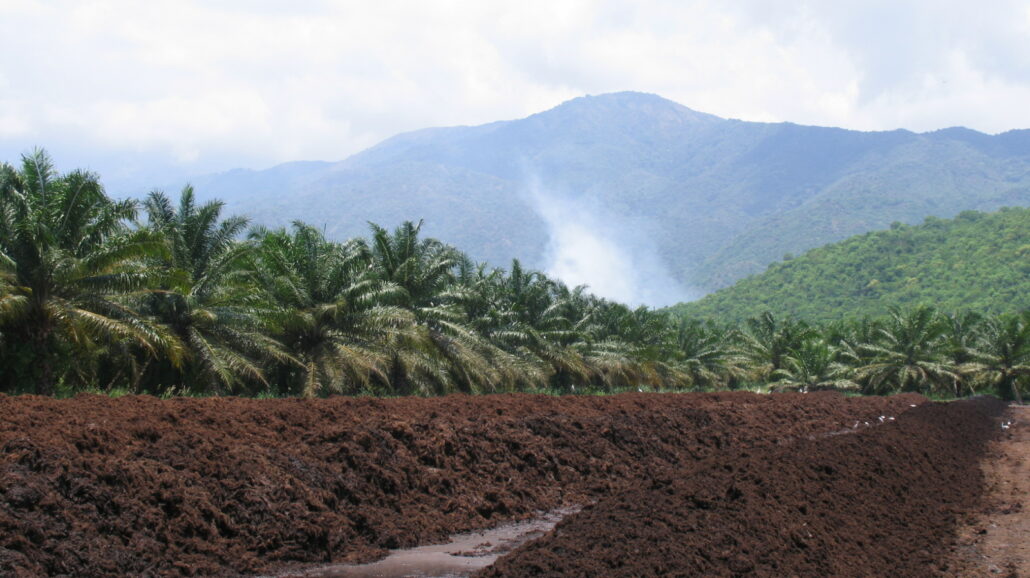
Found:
[3,0,1030,191]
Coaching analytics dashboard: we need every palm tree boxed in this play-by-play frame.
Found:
[0,252,27,370]
[253,222,417,397]
[960,313,1030,403]
[528,281,597,391]
[853,305,959,395]
[584,303,686,391]
[672,319,742,391]
[944,311,986,367]
[768,338,858,393]
[734,312,816,382]
[140,187,288,394]
[368,220,507,394]
[450,259,549,392]
[0,150,180,394]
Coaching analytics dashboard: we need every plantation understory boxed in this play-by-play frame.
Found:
[0,392,1007,576]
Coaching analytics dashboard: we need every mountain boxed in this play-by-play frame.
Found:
[667,207,1030,323]
[187,92,1030,297]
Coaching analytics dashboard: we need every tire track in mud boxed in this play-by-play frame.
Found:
[0,392,925,576]
[947,405,1030,577]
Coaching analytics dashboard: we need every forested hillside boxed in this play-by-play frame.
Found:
[670,207,1030,323]
[189,92,1030,293]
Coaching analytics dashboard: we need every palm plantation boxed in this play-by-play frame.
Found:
[0,151,1026,402]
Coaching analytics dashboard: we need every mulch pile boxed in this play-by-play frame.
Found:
[0,391,925,576]
[484,396,1007,577]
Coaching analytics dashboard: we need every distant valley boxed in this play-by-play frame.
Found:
[185,91,1030,305]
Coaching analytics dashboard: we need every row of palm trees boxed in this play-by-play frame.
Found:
[680,308,1029,403]
[1,150,1027,400]
[0,151,691,397]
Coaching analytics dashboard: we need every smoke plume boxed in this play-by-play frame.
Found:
[525,179,696,307]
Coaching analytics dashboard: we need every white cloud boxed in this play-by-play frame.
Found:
[2,0,1030,187]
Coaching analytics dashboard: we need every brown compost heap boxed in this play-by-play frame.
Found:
[0,392,1002,576]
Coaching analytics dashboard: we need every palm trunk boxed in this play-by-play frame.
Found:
[1009,372,1024,405]
[31,325,55,396]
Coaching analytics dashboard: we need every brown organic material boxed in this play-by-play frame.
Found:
[0,392,936,576]
[484,397,1007,577]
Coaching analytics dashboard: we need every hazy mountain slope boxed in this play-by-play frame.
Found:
[696,136,1030,287]
[188,92,1030,295]
[669,207,1030,323]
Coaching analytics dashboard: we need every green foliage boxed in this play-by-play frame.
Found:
[138,186,287,395]
[671,207,1030,324]
[0,150,180,394]
[1,150,1027,401]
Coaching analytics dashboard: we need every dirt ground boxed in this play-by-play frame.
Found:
[0,391,931,576]
[947,405,1029,577]
[483,397,1007,577]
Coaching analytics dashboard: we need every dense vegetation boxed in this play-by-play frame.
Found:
[671,207,1030,323]
[1,151,1027,401]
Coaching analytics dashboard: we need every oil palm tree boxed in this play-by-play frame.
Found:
[368,220,508,394]
[0,149,180,394]
[673,319,742,391]
[449,259,549,392]
[0,252,27,370]
[253,222,419,396]
[768,338,857,393]
[140,187,288,394]
[960,313,1030,403]
[944,311,986,368]
[734,312,816,382]
[584,303,686,391]
[853,305,958,395]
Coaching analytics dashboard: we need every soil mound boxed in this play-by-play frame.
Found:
[0,392,921,576]
[483,397,1007,577]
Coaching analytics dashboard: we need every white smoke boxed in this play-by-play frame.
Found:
[525,179,696,307]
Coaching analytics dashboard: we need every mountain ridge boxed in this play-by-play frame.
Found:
[185,92,1030,299]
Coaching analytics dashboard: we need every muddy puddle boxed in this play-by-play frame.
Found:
[271,507,579,578]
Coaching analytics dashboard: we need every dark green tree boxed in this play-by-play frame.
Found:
[854,306,958,395]
[0,150,178,394]
[140,187,288,394]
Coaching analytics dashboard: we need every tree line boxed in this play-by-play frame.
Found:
[675,206,1030,323]
[1,150,1027,401]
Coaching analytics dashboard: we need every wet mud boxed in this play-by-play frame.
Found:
[274,507,578,577]
[0,391,973,576]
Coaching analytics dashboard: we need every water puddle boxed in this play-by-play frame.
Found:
[273,507,579,578]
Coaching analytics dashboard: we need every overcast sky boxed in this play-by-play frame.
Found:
[3,0,1030,191]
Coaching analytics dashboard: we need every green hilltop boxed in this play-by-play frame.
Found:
[668,207,1030,323]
